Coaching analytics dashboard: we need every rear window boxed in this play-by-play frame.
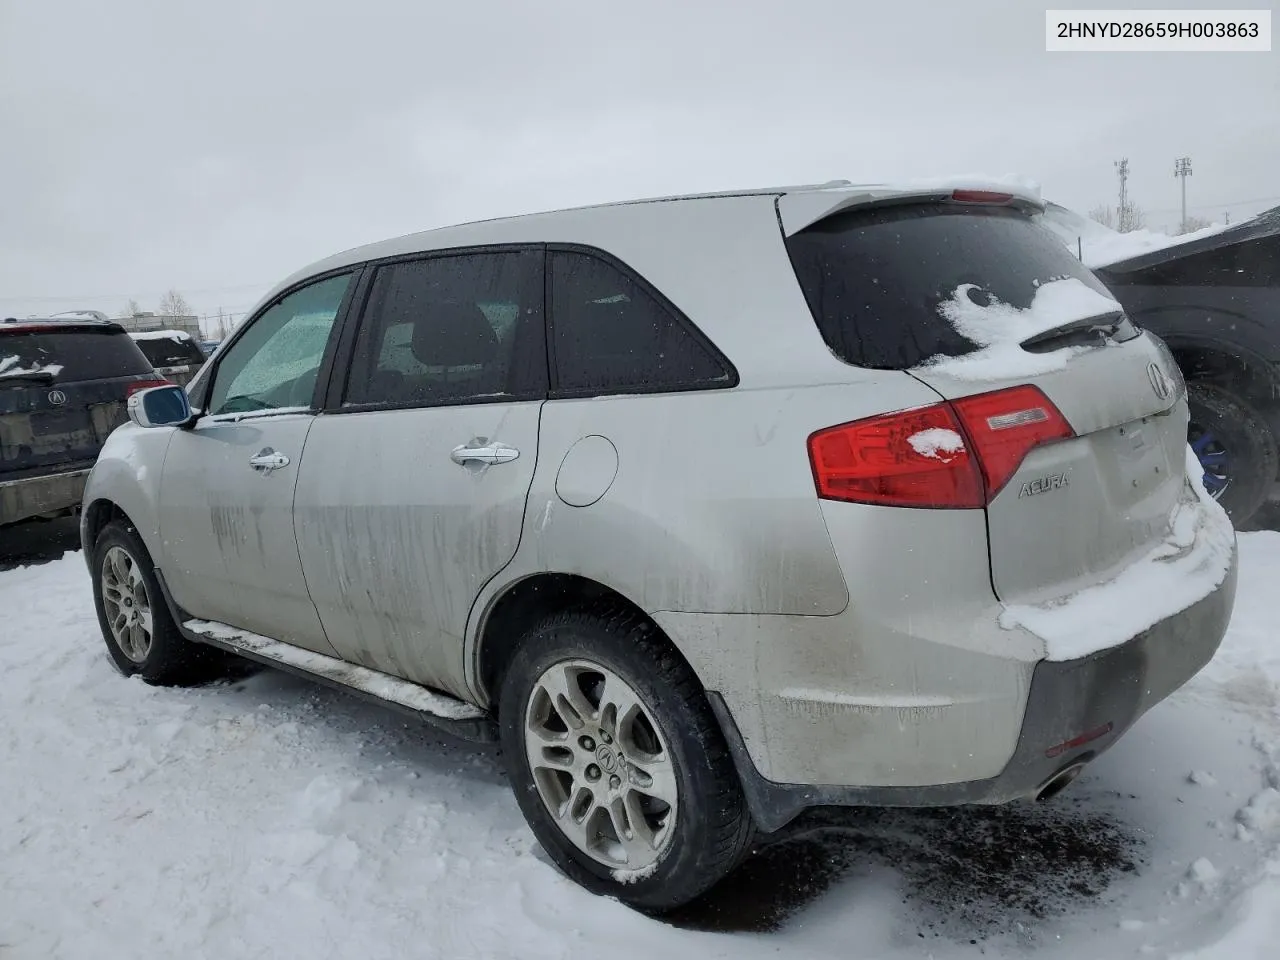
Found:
[784,204,1115,369]
[0,328,154,383]
[132,335,208,368]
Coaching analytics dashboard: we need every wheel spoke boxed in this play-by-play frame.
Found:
[557,785,596,846]
[623,789,660,852]
[607,795,632,840]
[599,674,645,749]
[537,664,596,730]
[136,608,153,638]
[627,756,678,805]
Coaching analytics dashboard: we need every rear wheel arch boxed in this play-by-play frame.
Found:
[1165,338,1280,414]
[473,573,702,711]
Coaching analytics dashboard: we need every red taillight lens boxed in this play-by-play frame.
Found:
[125,378,173,398]
[951,385,1074,499]
[950,189,1015,204]
[808,385,1074,509]
[808,404,985,508]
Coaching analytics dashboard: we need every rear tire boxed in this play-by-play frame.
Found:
[1186,383,1278,527]
[91,520,223,685]
[498,604,755,912]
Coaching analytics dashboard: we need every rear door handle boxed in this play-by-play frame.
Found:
[249,448,290,472]
[451,441,520,466]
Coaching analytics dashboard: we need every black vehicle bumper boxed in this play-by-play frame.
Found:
[0,468,92,527]
[712,554,1238,834]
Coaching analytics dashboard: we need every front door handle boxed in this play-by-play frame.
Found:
[451,441,520,466]
[249,448,290,472]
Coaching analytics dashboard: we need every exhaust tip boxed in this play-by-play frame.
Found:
[1035,762,1087,802]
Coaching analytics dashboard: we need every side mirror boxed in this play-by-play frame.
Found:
[127,384,193,428]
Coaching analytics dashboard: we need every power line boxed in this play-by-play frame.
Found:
[1143,194,1280,215]
[0,282,272,304]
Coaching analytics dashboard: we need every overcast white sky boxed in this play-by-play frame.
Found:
[1,0,1275,325]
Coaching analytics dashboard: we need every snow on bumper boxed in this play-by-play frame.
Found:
[999,446,1237,662]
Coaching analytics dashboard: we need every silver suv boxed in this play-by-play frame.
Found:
[81,180,1238,911]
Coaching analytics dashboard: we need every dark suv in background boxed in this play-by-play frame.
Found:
[1039,203,1280,527]
[1,317,169,527]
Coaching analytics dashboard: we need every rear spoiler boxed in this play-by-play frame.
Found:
[778,179,1046,236]
[0,318,127,334]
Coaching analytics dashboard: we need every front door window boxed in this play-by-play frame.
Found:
[206,273,352,416]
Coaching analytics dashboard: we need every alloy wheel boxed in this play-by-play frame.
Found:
[101,545,153,663]
[523,659,678,873]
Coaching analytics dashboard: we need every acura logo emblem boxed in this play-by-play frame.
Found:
[47,389,67,405]
[1147,362,1173,402]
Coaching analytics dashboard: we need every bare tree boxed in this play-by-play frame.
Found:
[1089,205,1117,229]
[1179,215,1212,234]
[158,289,193,318]
[123,298,143,318]
[1118,203,1145,233]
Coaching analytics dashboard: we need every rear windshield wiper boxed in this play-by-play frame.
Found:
[0,369,58,385]
[1020,312,1139,353]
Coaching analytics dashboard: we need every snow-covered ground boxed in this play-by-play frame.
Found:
[2,532,1279,959]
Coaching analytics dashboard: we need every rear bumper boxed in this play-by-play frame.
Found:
[0,468,91,527]
[711,550,1237,832]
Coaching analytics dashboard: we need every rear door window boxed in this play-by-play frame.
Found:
[783,204,1117,369]
[132,334,208,369]
[343,249,545,408]
[549,250,734,396]
[0,329,153,384]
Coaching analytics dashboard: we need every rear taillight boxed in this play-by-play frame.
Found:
[125,378,173,398]
[950,189,1015,204]
[807,385,1074,509]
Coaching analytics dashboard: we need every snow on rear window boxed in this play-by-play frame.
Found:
[0,354,64,379]
[916,278,1123,381]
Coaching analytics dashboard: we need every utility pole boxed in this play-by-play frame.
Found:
[1115,158,1130,231]
[1174,156,1192,233]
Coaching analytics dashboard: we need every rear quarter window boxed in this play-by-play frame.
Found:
[0,329,154,383]
[783,204,1115,369]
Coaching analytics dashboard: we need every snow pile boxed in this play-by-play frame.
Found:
[1238,790,1280,835]
[3,525,1280,958]
[1001,447,1235,661]
[907,428,965,461]
[0,354,63,379]
[917,277,1124,381]
[1034,203,1240,269]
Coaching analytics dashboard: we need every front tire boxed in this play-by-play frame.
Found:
[498,605,755,912]
[1186,383,1278,527]
[91,520,221,685]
